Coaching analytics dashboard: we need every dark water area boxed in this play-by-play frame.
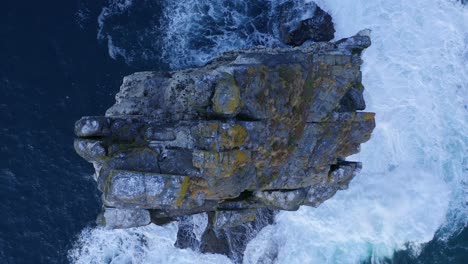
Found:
[415,228,468,264]
[364,228,468,264]
[0,0,136,263]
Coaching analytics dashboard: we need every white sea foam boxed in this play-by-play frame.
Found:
[68,223,232,264]
[70,0,467,263]
[245,0,468,262]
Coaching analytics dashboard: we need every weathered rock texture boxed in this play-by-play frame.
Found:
[74,30,374,234]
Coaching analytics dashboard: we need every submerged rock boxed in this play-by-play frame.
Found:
[74,30,374,260]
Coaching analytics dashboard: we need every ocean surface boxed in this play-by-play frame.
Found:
[0,0,466,263]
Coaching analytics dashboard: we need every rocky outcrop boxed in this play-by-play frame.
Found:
[174,209,276,263]
[74,30,374,242]
[275,0,335,46]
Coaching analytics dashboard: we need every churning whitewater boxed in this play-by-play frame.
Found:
[69,0,468,263]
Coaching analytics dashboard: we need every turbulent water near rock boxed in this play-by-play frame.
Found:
[97,0,323,69]
[0,1,136,263]
[67,0,468,263]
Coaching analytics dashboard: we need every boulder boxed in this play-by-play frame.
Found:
[275,0,335,46]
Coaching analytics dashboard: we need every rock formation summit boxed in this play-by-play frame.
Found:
[74,30,375,231]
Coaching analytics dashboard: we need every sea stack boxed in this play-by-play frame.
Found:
[74,5,375,261]
[74,29,374,224]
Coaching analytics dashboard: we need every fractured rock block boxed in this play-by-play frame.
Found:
[98,208,151,229]
[103,170,205,209]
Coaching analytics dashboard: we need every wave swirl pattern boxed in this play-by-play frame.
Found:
[70,0,467,263]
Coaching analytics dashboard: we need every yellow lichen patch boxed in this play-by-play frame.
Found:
[212,73,241,116]
[228,149,250,166]
[363,112,375,121]
[219,124,248,149]
[189,177,213,198]
[175,177,190,206]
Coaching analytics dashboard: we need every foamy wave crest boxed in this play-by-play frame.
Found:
[68,223,232,264]
[245,0,467,262]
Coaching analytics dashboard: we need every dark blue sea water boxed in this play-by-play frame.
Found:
[0,1,135,263]
[0,0,466,263]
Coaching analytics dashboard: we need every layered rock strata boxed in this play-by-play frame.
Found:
[74,31,374,231]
